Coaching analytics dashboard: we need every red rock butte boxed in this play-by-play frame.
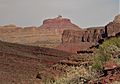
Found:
[40,15,81,30]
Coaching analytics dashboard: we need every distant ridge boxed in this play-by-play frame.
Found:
[0,16,81,47]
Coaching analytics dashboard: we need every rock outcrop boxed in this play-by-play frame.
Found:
[57,27,105,53]
[62,29,84,43]
[62,27,105,43]
[82,27,105,42]
[59,14,120,53]
[40,15,80,29]
[39,15,81,34]
[105,14,120,37]
[62,14,120,44]
[113,14,120,23]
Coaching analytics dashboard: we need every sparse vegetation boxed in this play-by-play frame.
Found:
[92,37,120,70]
[100,37,120,49]
[53,65,91,84]
[40,36,120,84]
[92,50,111,70]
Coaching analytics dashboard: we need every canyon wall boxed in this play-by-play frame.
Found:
[0,16,80,47]
[62,27,105,43]
[105,15,120,37]
[62,14,120,44]
[0,15,120,53]
[57,27,105,53]
[57,14,120,53]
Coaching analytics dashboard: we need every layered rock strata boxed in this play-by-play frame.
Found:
[62,14,120,44]
[62,27,105,43]
[0,16,80,47]
[59,14,120,53]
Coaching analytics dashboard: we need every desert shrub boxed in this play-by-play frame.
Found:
[114,58,120,66]
[53,65,92,84]
[92,37,120,71]
[92,49,111,71]
[100,37,120,49]
[41,76,55,84]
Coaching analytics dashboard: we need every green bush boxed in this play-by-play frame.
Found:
[92,37,120,71]
[52,65,91,84]
[92,54,110,70]
[100,37,120,49]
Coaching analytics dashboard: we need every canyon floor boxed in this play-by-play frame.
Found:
[0,40,72,84]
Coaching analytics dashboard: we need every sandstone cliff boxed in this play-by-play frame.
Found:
[58,14,120,53]
[57,27,105,53]
[0,15,120,52]
[0,16,81,48]
[39,15,81,34]
[40,16,80,29]
[62,27,105,43]
[105,14,120,37]
[62,14,120,44]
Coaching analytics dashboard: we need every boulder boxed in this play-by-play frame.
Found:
[113,14,120,23]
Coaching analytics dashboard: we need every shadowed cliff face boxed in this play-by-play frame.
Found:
[62,27,105,44]
[57,27,105,53]
[0,16,81,48]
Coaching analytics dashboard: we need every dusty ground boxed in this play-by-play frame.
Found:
[0,40,72,84]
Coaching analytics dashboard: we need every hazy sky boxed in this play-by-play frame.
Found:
[0,0,119,28]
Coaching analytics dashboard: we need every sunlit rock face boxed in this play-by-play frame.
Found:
[39,15,81,34]
[113,14,120,23]
[61,27,105,43]
[105,14,120,37]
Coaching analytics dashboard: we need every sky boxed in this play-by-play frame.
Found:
[0,0,119,28]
